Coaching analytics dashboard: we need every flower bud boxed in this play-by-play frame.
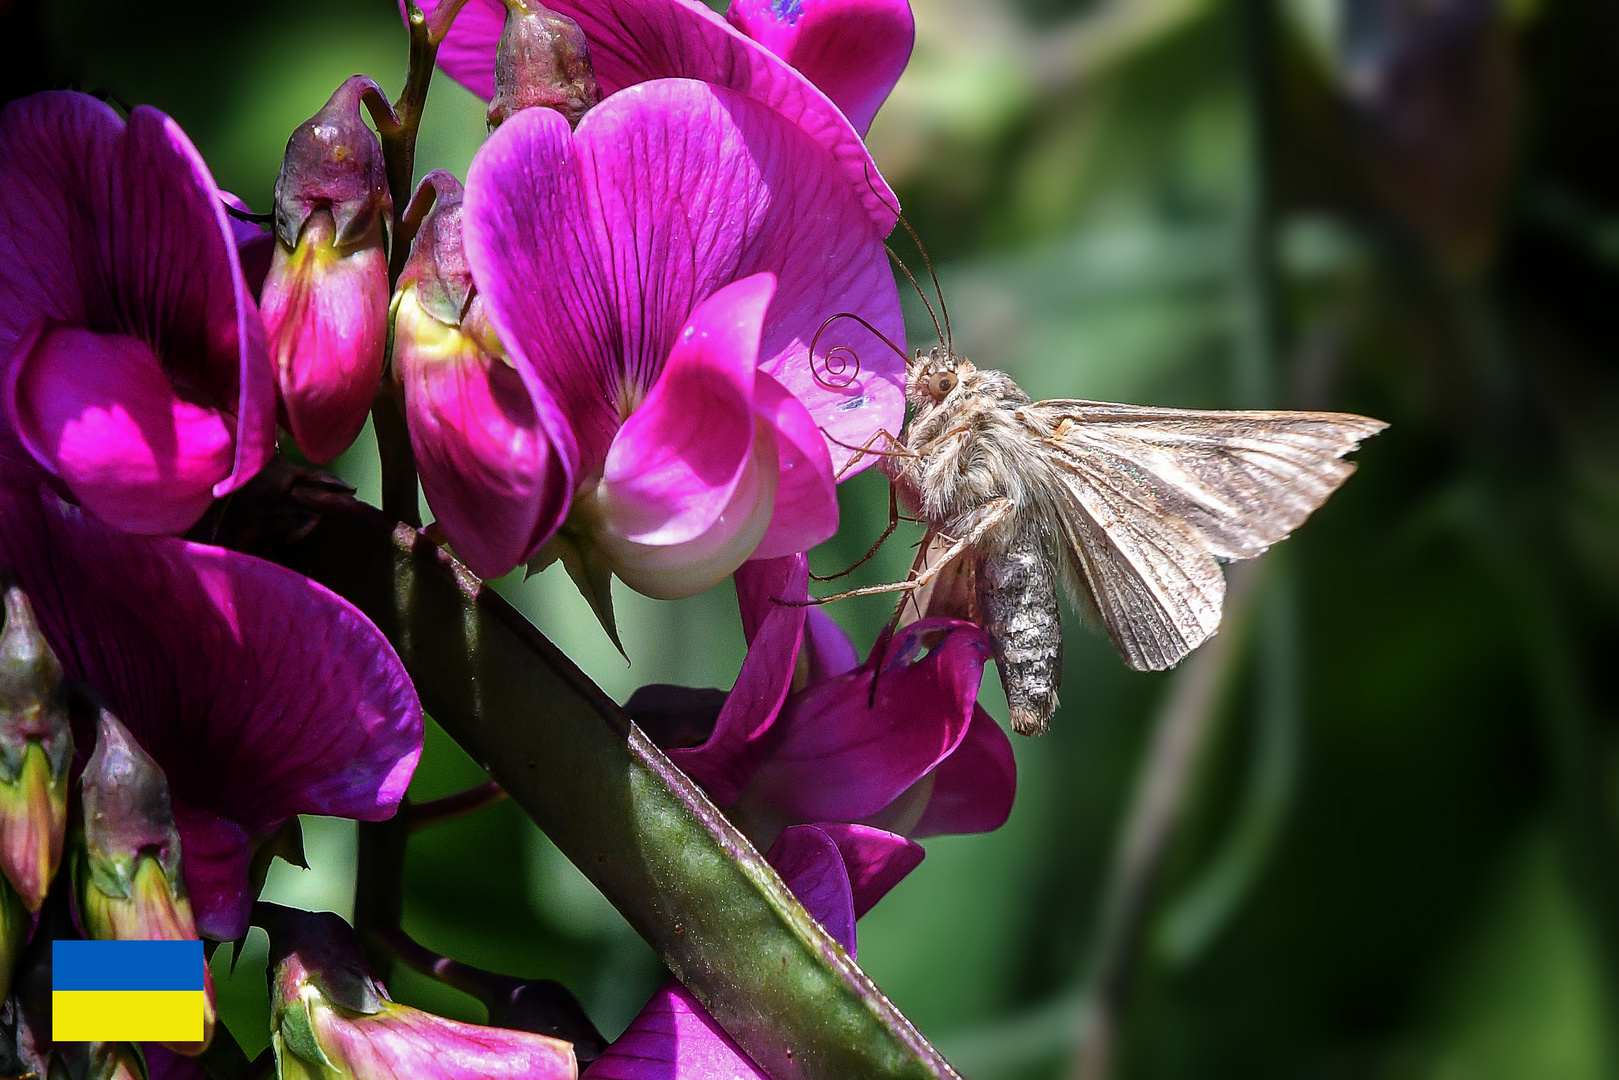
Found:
[488,0,601,129]
[264,75,394,464]
[0,584,72,911]
[390,172,571,583]
[72,709,214,1055]
[263,906,577,1080]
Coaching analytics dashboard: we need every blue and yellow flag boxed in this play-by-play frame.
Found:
[52,940,205,1043]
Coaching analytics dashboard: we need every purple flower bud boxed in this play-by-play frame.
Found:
[0,585,71,912]
[488,0,601,129]
[72,709,215,1055]
[264,907,577,1080]
[263,76,394,464]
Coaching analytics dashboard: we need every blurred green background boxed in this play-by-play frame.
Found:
[7,0,1619,1075]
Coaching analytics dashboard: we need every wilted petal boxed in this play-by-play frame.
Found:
[740,619,990,823]
[665,555,807,803]
[463,79,903,481]
[749,371,836,561]
[914,704,1016,838]
[596,276,774,546]
[418,0,901,229]
[10,326,233,534]
[727,0,914,135]
[0,490,421,939]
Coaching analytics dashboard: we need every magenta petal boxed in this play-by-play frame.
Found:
[809,822,924,918]
[743,619,991,822]
[766,824,856,954]
[396,295,574,580]
[0,490,422,939]
[418,0,900,228]
[0,94,274,516]
[667,554,808,803]
[749,371,837,561]
[582,980,766,1080]
[599,276,774,545]
[0,92,119,354]
[914,704,1017,839]
[10,327,233,534]
[802,609,859,684]
[462,78,904,480]
[110,107,274,498]
[727,0,914,135]
[170,805,253,940]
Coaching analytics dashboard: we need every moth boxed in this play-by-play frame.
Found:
[813,332,1385,737]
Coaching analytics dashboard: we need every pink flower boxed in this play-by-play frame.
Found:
[412,77,903,589]
[630,554,1017,844]
[0,92,274,534]
[0,488,422,942]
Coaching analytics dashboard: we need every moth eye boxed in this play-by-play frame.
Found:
[927,372,957,398]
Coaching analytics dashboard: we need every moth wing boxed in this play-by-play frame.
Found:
[1028,400,1384,670]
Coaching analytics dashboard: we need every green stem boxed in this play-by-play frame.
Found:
[353,805,411,983]
[272,491,961,1080]
[410,780,508,831]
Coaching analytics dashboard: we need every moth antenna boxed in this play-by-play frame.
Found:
[863,160,952,354]
[809,312,911,391]
[900,216,951,355]
[885,243,946,352]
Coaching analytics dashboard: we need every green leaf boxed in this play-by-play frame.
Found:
[272,493,959,1080]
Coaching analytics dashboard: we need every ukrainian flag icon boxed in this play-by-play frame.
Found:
[52,940,205,1043]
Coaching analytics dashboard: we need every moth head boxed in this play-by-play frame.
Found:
[907,347,975,407]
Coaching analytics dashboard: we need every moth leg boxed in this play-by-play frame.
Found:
[812,482,900,582]
[821,427,915,481]
[786,498,1014,606]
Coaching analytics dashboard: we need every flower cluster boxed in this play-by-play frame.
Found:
[0,0,1026,1075]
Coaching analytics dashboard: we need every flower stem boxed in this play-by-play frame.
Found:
[352,803,411,983]
[409,781,508,831]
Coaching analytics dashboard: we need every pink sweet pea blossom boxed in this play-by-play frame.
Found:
[0,92,274,534]
[0,488,423,942]
[629,553,1017,846]
[436,78,903,590]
